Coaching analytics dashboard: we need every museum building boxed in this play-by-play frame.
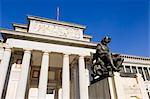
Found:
[0,15,150,99]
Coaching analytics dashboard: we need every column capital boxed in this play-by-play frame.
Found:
[23,48,32,51]
[42,51,50,55]
[63,53,71,56]
[24,50,31,54]
[79,55,85,58]
[42,50,51,54]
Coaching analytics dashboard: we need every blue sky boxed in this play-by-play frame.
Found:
[0,0,149,57]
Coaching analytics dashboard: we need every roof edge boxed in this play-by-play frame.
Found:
[83,34,92,39]
[12,23,28,29]
[121,54,150,60]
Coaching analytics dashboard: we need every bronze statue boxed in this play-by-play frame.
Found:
[91,36,124,81]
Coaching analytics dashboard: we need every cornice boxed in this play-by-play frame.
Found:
[12,23,28,29]
[121,54,150,61]
[83,34,92,39]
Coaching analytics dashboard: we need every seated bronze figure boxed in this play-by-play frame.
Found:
[91,36,124,81]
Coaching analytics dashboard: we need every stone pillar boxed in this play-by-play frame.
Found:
[85,68,90,99]
[147,67,150,79]
[0,48,11,98]
[123,65,126,72]
[78,56,88,99]
[142,67,147,81]
[5,63,22,99]
[58,88,62,99]
[108,77,117,99]
[62,54,70,99]
[130,66,133,73]
[113,72,126,99]
[38,51,49,99]
[136,66,139,74]
[16,50,31,99]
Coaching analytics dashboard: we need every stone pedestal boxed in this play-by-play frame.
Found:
[89,72,149,99]
[88,77,112,99]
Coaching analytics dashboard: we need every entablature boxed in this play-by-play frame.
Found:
[0,29,97,49]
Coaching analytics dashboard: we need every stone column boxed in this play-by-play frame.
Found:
[16,50,31,99]
[142,67,147,81]
[58,88,62,99]
[85,68,90,99]
[78,56,88,99]
[136,66,139,74]
[123,65,126,72]
[147,67,150,80]
[62,54,70,99]
[5,63,22,99]
[0,48,11,98]
[38,51,49,99]
[130,66,133,73]
[108,77,117,99]
[113,72,126,99]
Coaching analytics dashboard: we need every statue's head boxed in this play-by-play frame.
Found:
[101,36,111,44]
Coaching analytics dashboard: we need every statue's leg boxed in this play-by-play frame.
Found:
[107,54,117,69]
[99,60,107,71]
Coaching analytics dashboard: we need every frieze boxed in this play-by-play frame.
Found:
[29,20,83,40]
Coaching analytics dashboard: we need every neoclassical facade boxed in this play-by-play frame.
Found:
[0,15,150,99]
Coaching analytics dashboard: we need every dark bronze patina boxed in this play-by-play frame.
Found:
[91,36,124,82]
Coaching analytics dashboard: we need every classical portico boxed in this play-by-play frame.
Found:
[0,15,95,99]
[0,40,93,99]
